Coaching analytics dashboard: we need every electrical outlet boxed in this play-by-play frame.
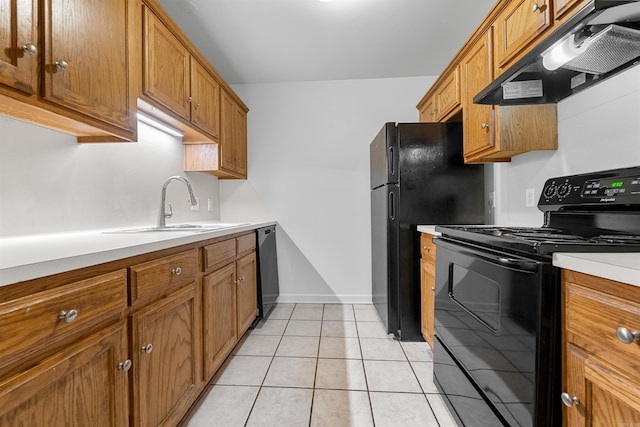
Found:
[526,188,536,207]
[207,198,214,211]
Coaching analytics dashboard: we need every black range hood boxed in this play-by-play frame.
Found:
[475,0,640,105]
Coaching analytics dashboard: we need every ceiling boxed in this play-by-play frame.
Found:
[157,0,496,85]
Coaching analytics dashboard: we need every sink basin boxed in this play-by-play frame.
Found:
[104,223,248,234]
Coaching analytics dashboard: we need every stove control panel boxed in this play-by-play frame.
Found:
[538,166,640,211]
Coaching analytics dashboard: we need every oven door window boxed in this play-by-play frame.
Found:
[450,265,501,331]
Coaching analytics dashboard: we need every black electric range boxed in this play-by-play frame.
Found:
[432,166,640,427]
[438,165,640,258]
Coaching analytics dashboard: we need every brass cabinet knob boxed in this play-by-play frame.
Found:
[55,60,69,70]
[481,123,490,129]
[171,266,182,275]
[141,343,153,354]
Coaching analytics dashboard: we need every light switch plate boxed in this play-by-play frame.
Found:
[526,188,536,207]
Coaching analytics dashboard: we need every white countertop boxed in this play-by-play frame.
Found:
[0,221,276,287]
[553,252,640,287]
[417,225,440,236]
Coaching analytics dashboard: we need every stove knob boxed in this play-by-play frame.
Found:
[543,185,557,198]
[557,183,572,198]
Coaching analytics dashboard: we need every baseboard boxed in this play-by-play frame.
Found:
[276,293,374,305]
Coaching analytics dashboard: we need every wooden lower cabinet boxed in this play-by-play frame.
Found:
[202,243,257,381]
[420,232,437,348]
[203,263,238,379]
[131,283,201,427]
[562,270,640,426]
[0,320,130,427]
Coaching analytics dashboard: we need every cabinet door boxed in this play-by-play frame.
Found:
[0,321,129,427]
[220,91,237,173]
[42,0,133,131]
[132,284,200,427]
[418,97,436,123]
[236,252,257,336]
[190,58,220,139]
[0,0,37,94]
[461,30,494,159]
[494,0,552,71]
[233,102,248,177]
[420,258,435,348]
[435,66,460,121]
[143,7,190,121]
[555,0,590,23]
[203,263,237,380]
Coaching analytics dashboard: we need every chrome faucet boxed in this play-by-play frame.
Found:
[157,176,198,228]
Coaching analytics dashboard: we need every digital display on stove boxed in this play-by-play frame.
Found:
[582,176,639,197]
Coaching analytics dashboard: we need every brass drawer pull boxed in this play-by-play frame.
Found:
[141,343,153,354]
[55,60,69,70]
[22,43,37,55]
[58,309,78,323]
[171,267,182,276]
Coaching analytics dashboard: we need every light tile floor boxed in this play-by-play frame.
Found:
[185,303,457,427]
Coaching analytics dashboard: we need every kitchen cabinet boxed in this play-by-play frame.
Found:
[420,232,436,349]
[493,0,552,75]
[220,90,248,178]
[554,0,590,24]
[0,0,139,142]
[418,96,437,122]
[562,270,640,426]
[0,321,130,427]
[131,284,201,427]
[141,7,220,141]
[202,233,257,380]
[461,28,557,163]
[0,0,38,94]
[434,66,461,121]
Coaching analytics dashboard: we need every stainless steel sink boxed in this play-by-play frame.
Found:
[104,223,248,234]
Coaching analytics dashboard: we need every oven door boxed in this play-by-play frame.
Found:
[433,238,560,427]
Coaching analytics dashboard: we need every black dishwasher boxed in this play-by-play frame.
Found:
[255,225,280,322]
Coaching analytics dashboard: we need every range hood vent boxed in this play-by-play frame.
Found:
[475,0,640,105]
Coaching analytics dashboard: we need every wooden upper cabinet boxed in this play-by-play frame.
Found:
[42,0,135,134]
[461,30,495,159]
[190,58,220,139]
[494,0,552,74]
[143,7,191,121]
[435,66,461,121]
[554,0,590,24]
[418,96,436,122]
[0,0,38,94]
[220,90,248,178]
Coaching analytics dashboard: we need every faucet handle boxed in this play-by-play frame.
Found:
[165,203,173,219]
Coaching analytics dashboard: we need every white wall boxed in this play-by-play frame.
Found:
[222,76,435,303]
[0,117,221,237]
[493,65,640,226]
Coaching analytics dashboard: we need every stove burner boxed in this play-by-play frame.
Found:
[593,235,640,244]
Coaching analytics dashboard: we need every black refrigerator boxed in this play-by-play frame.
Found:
[370,122,485,341]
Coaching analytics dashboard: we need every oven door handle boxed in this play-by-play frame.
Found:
[455,246,540,273]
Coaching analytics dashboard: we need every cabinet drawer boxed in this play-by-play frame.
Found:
[203,239,236,272]
[237,232,256,256]
[420,233,436,261]
[0,270,127,375]
[130,249,198,306]
[565,280,640,367]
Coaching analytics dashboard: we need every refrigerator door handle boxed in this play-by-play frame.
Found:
[389,191,396,221]
[388,146,394,176]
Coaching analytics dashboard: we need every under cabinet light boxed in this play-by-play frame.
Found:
[541,34,587,71]
[137,113,184,138]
